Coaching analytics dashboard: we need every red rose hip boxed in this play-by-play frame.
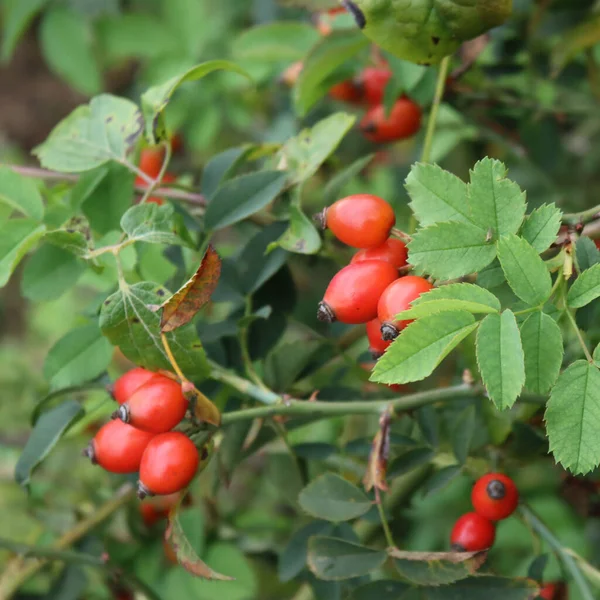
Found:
[138,147,165,179]
[316,194,396,248]
[360,67,392,106]
[539,582,567,600]
[112,367,158,405]
[471,473,519,521]
[138,432,199,498]
[366,318,391,359]
[83,419,155,474]
[351,238,408,270]
[377,276,433,340]
[318,260,398,324]
[330,80,363,104]
[360,97,422,144]
[450,512,496,552]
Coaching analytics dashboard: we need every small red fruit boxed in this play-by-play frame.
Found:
[366,318,391,359]
[83,420,155,474]
[318,260,398,324]
[539,582,567,600]
[377,276,433,340]
[330,80,363,104]
[140,491,188,526]
[450,512,496,552]
[360,97,422,144]
[316,194,396,248]
[112,367,157,405]
[115,376,188,434]
[595,239,600,250]
[138,432,199,498]
[471,473,519,521]
[138,147,165,179]
[351,239,408,270]
[361,67,392,106]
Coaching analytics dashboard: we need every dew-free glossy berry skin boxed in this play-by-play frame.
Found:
[330,80,363,104]
[361,67,392,106]
[377,276,433,340]
[115,376,187,433]
[360,98,422,144]
[450,512,496,552]
[471,473,519,521]
[318,260,398,324]
[539,582,567,600]
[351,238,408,270]
[113,367,158,405]
[84,420,155,474]
[138,432,199,497]
[366,318,391,359]
[318,194,396,248]
[138,147,165,179]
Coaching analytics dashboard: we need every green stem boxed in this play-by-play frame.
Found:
[376,496,395,549]
[565,309,593,363]
[209,362,280,405]
[519,505,595,600]
[140,141,172,205]
[563,204,600,226]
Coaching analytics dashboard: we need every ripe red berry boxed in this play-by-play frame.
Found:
[138,147,165,179]
[361,67,392,106]
[147,172,176,205]
[114,375,188,434]
[377,276,433,340]
[316,194,396,248]
[83,419,155,474]
[112,367,157,405]
[360,97,422,144]
[138,432,199,498]
[539,582,567,600]
[351,239,408,270]
[318,260,398,324]
[330,80,363,104]
[450,512,496,552]
[366,318,391,359]
[471,473,519,521]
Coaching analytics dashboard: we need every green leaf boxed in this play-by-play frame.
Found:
[0,167,44,220]
[201,146,251,199]
[546,360,600,474]
[497,235,552,306]
[349,581,410,600]
[520,204,562,253]
[204,171,287,231]
[121,203,189,247]
[15,400,83,487]
[476,311,525,410]
[294,30,370,115]
[99,281,209,380]
[40,8,102,96]
[467,158,526,238]
[418,576,540,599]
[394,283,501,320]
[408,222,497,280]
[43,324,113,391]
[391,549,486,586]
[567,263,600,308]
[34,95,143,173]
[477,259,506,289]
[422,465,462,496]
[232,22,320,62]
[551,14,600,75]
[372,311,478,385]
[576,236,600,273]
[280,112,356,185]
[275,204,322,255]
[406,163,471,227]
[21,245,85,301]
[0,219,46,287]
[323,154,374,205]
[307,537,387,580]
[451,406,476,464]
[298,473,372,522]
[280,521,333,582]
[141,61,250,144]
[520,312,563,394]
[388,447,435,478]
[1,0,50,62]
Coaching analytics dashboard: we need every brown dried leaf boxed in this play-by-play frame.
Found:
[182,381,221,427]
[363,410,391,493]
[160,245,221,333]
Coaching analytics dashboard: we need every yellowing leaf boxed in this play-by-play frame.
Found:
[183,381,221,427]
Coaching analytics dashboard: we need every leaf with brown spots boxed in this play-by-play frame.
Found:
[160,245,221,333]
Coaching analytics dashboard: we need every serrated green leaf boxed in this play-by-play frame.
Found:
[99,281,208,380]
[388,447,434,478]
[307,537,387,580]
[15,400,83,487]
[576,236,600,273]
[0,167,44,220]
[275,204,322,255]
[497,235,552,306]
[395,283,500,320]
[33,95,143,173]
[520,312,563,394]
[477,259,506,289]
[568,263,600,308]
[408,222,497,279]
[451,405,477,464]
[546,360,600,474]
[141,61,250,144]
[323,154,374,205]
[121,203,189,247]
[476,311,525,410]
[201,146,251,199]
[280,112,356,185]
[0,219,46,287]
[293,30,369,115]
[467,158,526,238]
[406,163,471,227]
[372,311,478,385]
[1,0,50,62]
[298,473,372,522]
[204,171,287,231]
[280,521,333,582]
[520,204,562,253]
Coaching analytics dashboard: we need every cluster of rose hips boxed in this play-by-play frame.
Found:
[83,368,200,499]
[315,193,432,351]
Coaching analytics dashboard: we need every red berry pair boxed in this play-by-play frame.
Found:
[450,473,519,552]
